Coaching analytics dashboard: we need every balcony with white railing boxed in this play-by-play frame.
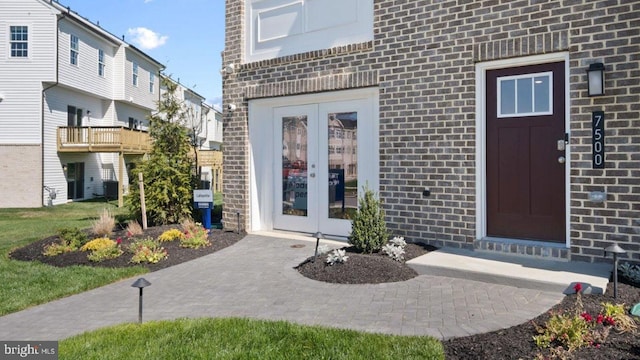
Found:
[57,127,151,154]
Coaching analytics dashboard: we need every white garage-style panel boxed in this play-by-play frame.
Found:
[246,0,373,63]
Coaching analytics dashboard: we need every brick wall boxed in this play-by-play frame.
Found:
[0,145,42,208]
[223,0,640,262]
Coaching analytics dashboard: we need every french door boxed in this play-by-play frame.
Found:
[273,99,371,236]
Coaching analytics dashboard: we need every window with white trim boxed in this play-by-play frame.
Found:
[98,49,105,77]
[70,34,79,65]
[132,62,139,86]
[497,72,553,117]
[149,73,155,93]
[10,26,28,58]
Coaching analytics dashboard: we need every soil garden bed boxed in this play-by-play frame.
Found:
[10,230,640,359]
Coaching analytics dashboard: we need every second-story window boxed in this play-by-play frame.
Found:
[10,26,28,58]
[149,73,155,93]
[70,34,79,66]
[98,49,105,77]
[132,62,139,86]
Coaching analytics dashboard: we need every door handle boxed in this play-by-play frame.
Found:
[309,173,316,178]
[558,156,566,164]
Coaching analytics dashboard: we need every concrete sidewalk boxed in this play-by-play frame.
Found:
[0,234,565,341]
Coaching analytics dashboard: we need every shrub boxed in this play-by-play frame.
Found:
[57,227,88,249]
[158,228,185,242]
[129,238,167,264]
[181,218,201,234]
[43,243,75,256]
[126,221,144,237]
[533,312,592,351]
[601,302,637,333]
[87,245,123,262]
[348,186,389,253]
[92,209,115,238]
[80,238,117,252]
[181,227,210,249]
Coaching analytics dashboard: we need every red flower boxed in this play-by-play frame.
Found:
[581,312,593,322]
[127,231,132,238]
[573,283,582,293]
[116,237,122,245]
[596,314,604,324]
[604,316,615,326]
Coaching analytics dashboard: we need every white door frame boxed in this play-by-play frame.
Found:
[248,88,379,236]
[475,52,571,248]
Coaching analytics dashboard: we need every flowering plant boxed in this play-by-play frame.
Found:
[128,238,168,264]
[180,227,211,249]
[533,281,638,356]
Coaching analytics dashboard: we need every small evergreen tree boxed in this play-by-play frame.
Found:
[127,77,195,225]
[348,185,389,253]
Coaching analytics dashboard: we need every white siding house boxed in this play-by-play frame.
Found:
[0,0,170,208]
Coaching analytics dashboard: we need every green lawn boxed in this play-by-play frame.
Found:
[60,318,445,359]
[0,201,147,316]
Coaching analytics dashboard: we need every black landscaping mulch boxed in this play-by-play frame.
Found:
[9,225,245,272]
[10,230,640,359]
[295,243,437,284]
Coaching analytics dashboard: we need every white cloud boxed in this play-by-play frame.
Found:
[127,27,168,50]
[144,0,153,3]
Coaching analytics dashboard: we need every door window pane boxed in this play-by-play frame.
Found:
[498,72,552,117]
[328,112,357,219]
[282,116,308,217]
[534,76,550,112]
[500,80,515,115]
[516,78,532,114]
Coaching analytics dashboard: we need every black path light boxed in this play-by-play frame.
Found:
[131,278,151,323]
[604,244,626,299]
[312,232,325,262]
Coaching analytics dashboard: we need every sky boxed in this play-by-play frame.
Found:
[59,0,225,110]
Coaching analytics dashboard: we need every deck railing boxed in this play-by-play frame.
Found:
[57,127,151,153]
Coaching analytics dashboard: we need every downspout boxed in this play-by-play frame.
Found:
[41,11,66,206]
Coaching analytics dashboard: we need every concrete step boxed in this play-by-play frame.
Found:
[407,247,612,294]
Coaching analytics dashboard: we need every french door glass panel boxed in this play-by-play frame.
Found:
[327,112,357,220]
[281,115,309,217]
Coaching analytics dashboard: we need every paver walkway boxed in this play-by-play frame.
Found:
[0,234,564,341]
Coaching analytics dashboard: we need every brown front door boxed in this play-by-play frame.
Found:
[486,62,565,242]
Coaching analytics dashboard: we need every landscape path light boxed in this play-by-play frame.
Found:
[604,244,626,299]
[131,277,151,323]
[312,232,325,262]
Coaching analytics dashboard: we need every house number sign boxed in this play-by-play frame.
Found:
[592,111,605,169]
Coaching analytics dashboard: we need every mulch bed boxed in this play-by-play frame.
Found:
[9,225,245,272]
[443,281,640,360]
[295,243,437,284]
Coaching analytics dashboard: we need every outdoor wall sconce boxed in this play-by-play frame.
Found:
[604,244,626,298]
[220,63,235,75]
[131,277,151,323]
[312,232,325,262]
[587,62,605,96]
